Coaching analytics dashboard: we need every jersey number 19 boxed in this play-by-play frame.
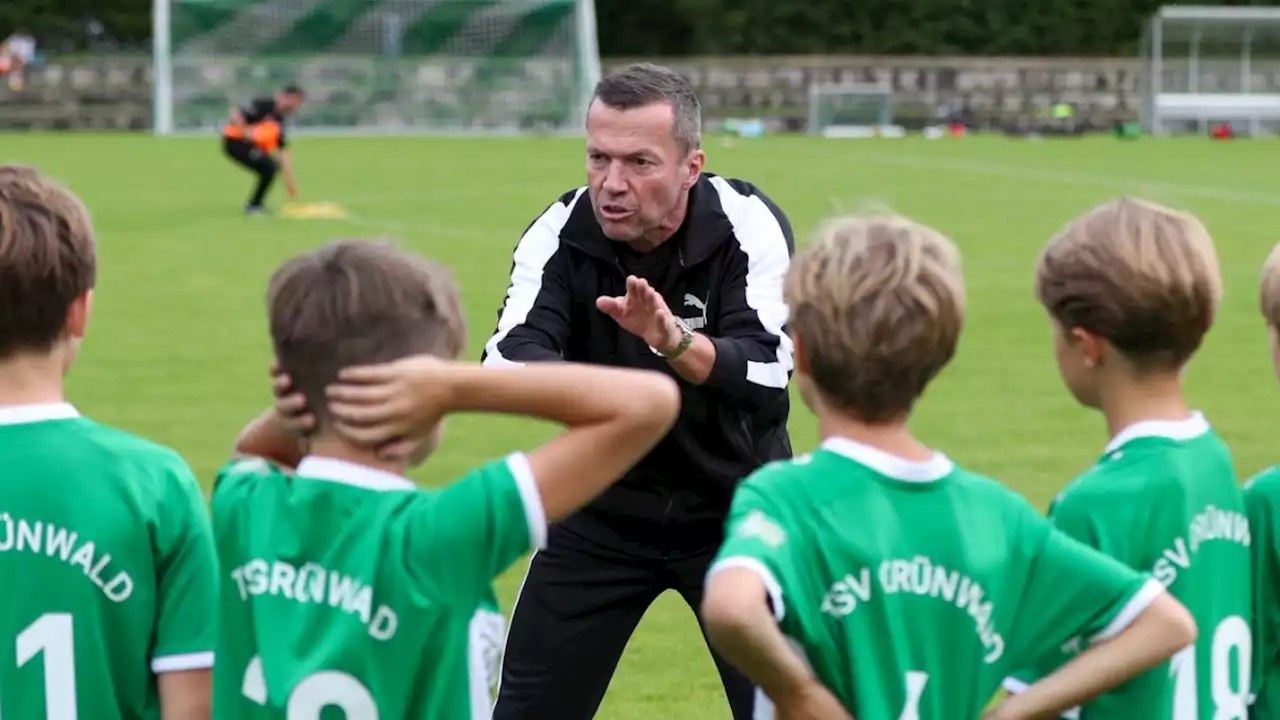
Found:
[1170,615,1251,720]
[242,655,378,719]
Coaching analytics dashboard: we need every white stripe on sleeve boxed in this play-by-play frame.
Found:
[708,177,793,389]
[504,452,547,551]
[151,651,214,673]
[707,556,786,622]
[1090,578,1166,642]
[482,189,584,367]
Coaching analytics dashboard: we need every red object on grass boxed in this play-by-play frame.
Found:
[1210,123,1233,140]
[948,123,966,137]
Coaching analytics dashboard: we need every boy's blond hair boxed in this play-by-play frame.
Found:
[1261,242,1280,329]
[0,165,96,358]
[1036,197,1220,370]
[784,214,965,422]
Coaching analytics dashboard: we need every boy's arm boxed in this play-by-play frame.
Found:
[338,358,679,596]
[702,568,848,718]
[152,463,218,717]
[1000,515,1194,719]
[990,593,1195,719]
[232,407,305,470]
[158,670,212,720]
[701,480,849,717]
[329,357,680,525]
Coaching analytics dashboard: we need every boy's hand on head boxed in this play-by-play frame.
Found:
[326,356,455,448]
[270,363,315,435]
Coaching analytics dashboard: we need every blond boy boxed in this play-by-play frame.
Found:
[1005,198,1251,719]
[1242,242,1280,719]
[0,165,216,719]
[700,213,1195,719]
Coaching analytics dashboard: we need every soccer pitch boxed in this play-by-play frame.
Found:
[5,132,1279,717]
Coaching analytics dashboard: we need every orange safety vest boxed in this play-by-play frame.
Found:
[223,119,281,153]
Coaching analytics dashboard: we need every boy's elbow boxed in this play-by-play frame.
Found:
[629,373,681,433]
[1151,593,1198,651]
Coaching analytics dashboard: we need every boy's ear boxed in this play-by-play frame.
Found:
[65,290,93,341]
[1071,326,1107,368]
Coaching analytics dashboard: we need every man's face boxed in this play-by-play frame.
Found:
[278,93,304,115]
[585,100,699,243]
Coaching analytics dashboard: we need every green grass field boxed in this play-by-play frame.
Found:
[4,132,1279,718]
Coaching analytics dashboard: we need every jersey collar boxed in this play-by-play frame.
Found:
[0,402,79,426]
[820,437,954,483]
[295,456,416,492]
[1103,411,1211,455]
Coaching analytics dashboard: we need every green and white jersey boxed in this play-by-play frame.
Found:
[211,452,547,720]
[0,403,218,719]
[1244,466,1280,719]
[709,436,1162,720]
[1008,413,1252,720]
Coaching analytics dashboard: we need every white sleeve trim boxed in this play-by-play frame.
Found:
[1090,578,1166,642]
[708,556,786,622]
[506,452,547,551]
[481,189,584,367]
[708,176,794,390]
[151,651,214,673]
[1001,678,1080,719]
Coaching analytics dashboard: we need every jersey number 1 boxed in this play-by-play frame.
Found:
[898,670,928,720]
[1170,615,1251,720]
[243,655,379,718]
[4,613,78,720]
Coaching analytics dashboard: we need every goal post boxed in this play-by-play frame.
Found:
[1142,5,1280,136]
[806,83,901,138]
[151,0,602,136]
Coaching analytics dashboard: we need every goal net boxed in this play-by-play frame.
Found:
[152,0,602,135]
[1142,5,1280,136]
[807,83,900,138]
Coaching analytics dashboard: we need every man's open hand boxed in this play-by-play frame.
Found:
[596,275,683,353]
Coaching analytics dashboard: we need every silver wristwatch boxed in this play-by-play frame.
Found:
[651,317,695,359]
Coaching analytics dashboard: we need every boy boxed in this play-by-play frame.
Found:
[700,213,1197,720]
[1005,197,1252,719]
[1243,240,1280,718]
[213,239,680,718]
[0,165,216,718]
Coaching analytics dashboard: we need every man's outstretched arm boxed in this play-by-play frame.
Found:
[481,192,581,366]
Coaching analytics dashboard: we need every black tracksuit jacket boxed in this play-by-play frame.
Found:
[480,173,795,553]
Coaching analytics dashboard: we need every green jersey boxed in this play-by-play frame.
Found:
[1244,466,1280,718]
[0,403,219,719]
[1009,414,1252,720]
[211,452,546,720]
[710,436,1161,719]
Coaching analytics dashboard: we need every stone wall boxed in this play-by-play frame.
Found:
[2,54,1275,132]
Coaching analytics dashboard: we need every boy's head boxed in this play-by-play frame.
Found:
[784,214,965,423]
[268,239,465,462]
[1260,241,1280,380]
[1035,197,1220,408]
[0,165,97,372]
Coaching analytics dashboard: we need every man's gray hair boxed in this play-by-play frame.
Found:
[590,63,702,154]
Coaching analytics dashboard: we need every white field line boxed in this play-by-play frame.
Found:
[853,153,1280,208]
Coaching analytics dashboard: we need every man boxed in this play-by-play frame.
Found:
[0,165,216,719]
[216,239,679,718]
[221,85,304,214]
[1004,198,1251,718]
[483,62,795,719]
[702,213,1196,719]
